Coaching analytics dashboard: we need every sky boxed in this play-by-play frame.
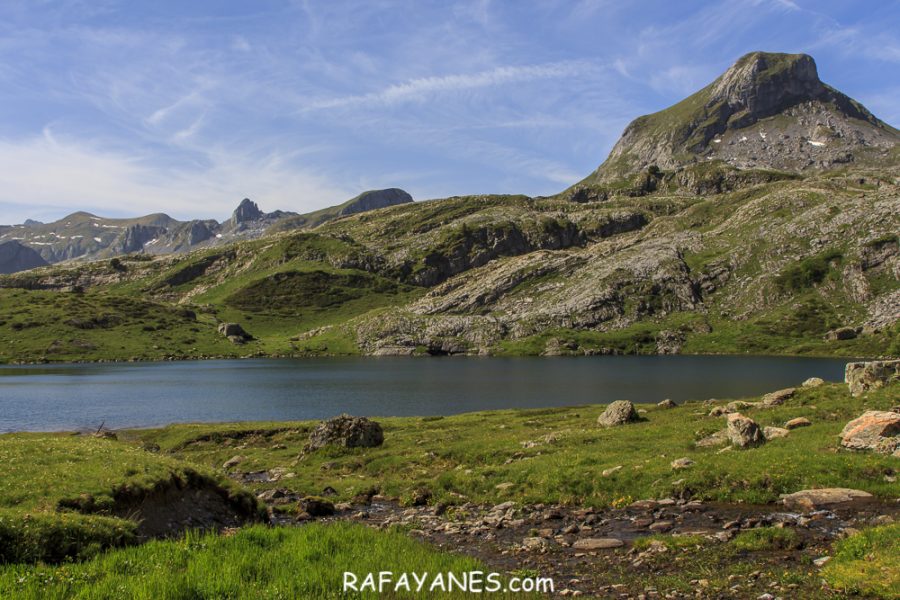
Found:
[1,0,899,225]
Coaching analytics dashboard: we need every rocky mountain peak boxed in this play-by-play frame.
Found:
[710,52,824,118]
[584,51,899,184]
[232,198,263,224]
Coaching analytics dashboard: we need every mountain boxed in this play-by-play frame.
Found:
[0,52,897,363]
[0,190,414,273]
[0,241,49,274]
[570,52,899,199]
[269,188,414,232]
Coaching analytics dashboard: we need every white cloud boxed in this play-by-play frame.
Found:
[300,61,591,111]
[0,129,351,224]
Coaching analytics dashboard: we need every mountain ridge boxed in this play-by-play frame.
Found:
[0,189,415,272]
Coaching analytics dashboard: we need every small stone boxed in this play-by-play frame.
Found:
[802,377,825,388]
[785,417,812,429]
[762,388,795,406]
[649,521,673,532]
[522,537,548,550]
[222,455,244,469]
[671,457,695,470]
[657,399,678,409]
[602,465,623,477]
[763,426,790,440]
[813,556,831,567]
[495,482,515,491]
[572,537,624,550]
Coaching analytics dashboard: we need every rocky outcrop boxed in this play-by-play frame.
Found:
[339,188,413,216]
[726,413,765,448]
[232,199,264,225]
[597,401,639,427]
[119,224,167,254]
[840,411,900,454]
[0,240,49,274]
[845,360,900,396]
[307,414,384,450]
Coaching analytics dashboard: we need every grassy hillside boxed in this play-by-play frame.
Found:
[0,163,897,363]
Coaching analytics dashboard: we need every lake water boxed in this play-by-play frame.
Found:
[0,356,851,432]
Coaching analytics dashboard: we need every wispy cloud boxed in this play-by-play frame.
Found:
[300,61,593,112]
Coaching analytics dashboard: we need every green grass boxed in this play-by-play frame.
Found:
[0,434,258,564]
[730,527,800,552]
[0,523,526,599]
[135,383,900,508]
[822,524,900,599]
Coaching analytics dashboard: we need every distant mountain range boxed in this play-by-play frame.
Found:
[0,188,413,273]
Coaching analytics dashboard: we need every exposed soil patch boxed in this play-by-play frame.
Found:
[60,471,260,540]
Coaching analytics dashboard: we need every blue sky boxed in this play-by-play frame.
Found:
[1,0,899,224]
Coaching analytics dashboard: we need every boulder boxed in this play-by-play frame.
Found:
[762,387,795,406]
[218,322,252,342]
[597,400,639,427]
[845,360,900,396]
[802,377,825,388]
[785,417,812,429]
[726,413,765,448]
[307,414,384,450]
[824,326,858,341]
[782,488,873,512]
[298,496,335,517]
[839,411,900,454]
[763,426,790,439]
[657,399,678,409]
[571,537,624,550]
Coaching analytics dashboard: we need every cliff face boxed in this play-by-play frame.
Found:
[585,52,899,184]
[0,241,49,274]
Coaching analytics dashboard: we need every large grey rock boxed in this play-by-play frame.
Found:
[218,322,251,341]
[840,411,900,454]
[307,414,384,450]
[845,360,900,396]
[726,413,765,448]
[782,488,873,512]
[597,401,639,427]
